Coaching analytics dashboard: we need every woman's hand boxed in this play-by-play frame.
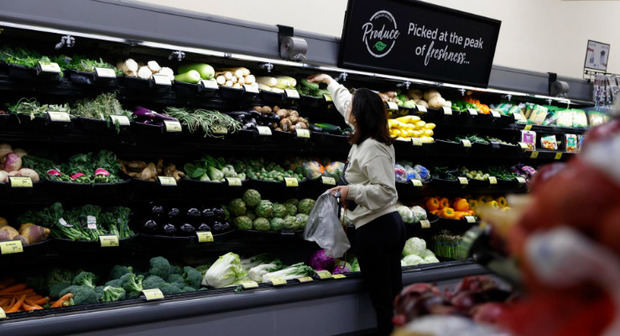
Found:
[307,74,334,85]
[328,185,349,200]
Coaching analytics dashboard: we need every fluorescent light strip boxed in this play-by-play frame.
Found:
[0,21,580,105]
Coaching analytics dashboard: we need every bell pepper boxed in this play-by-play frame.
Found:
[426,197,440,211]
[441,207,456,219]
[468,199,479,210]
[439,197,450,209]
[496,196,508,207]
[454,211,467,220]
[453,198,470,211]
[487,200,499,208]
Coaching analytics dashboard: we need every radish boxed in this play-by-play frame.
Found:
[2,153,22,172]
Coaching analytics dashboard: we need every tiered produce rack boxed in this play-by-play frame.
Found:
[0,19,592,336]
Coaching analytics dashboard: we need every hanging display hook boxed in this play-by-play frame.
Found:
[396,81,411,90]
[336,72,348,82]
[260,63,274,73]
[54,35,75,49]
[169,50,185,62]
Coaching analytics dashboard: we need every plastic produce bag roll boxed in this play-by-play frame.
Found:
[304,191,350,258]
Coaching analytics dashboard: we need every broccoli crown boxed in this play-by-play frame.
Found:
[142,275,166,289]
[72,271,97,288]
[149,256,171,279]
[109,265,133,280]
[49,281,71,299]
[170,265,183,275]
[167,274,185,286]
[60,285,99,305]
[182,286,196,293]
[120,273,144,293]
[101,286,126,302]
[47,269,75,286]
[159,282,182,295]
[183,266,202,289]
[105,279,122,288]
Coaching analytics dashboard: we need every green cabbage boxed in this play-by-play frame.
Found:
[256,200,273,218]
[253,217,270,231]
[228,198,247,216]
[403,237,427,257]
[203,252,247,288]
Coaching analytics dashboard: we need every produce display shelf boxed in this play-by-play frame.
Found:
[0,261,485,336]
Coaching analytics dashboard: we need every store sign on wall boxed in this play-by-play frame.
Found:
[339,0,501,87]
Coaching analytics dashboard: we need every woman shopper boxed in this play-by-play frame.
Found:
[308,74,406,335]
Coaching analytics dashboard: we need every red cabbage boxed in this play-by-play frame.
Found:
[309,250,335,271]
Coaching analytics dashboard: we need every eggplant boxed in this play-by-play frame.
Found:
[220,221,230,231]
[202,208,215,220]
[186,208,201,220]
[197,223,211,232]
[214,208,225,220]
[180,223,196,235]
[144,219,158,232]
[133,106,177,121]
[168,207,181,219]
[162,223,176,235]
[151,205,165,218]
[212,221,225,233]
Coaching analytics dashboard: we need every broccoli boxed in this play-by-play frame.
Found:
[101,286,126,302]
[105,279,122,288]
[183,266,202,289]
[149,256,171,279]
[109,265,133,280]
[72,271,97,288]
[143,275,166,289]
[182,286,196,293]
[127,291,141,299]
[60,285,99,305]
[120,273,144,295]
[95,285,105,299]
[170,265,183,275]
[167,274,185,286]
[160,282,182,295]
[49,282,71,299]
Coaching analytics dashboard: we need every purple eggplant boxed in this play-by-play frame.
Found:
[197,223,211,232]
[180,223,196,235]
[133,106,177,121]
[144,219,158,232]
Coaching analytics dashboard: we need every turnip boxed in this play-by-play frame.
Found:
[0,143,12,158]
[18,168,39,182]
[2,152,22,172]
[19,223,50,245]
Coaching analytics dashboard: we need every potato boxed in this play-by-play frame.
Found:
[407,89,423,100]
[276,110,289,119]
[416,99,429,108]
[424,89,441,102]
[280,119,292,131]
[0,225,19,241]
[273,106,280,112]
[289,116,299,124]
[262,106,272,114]
[428,96,446,109]
[289,110,299,118]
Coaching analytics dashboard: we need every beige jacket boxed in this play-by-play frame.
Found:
[327,81,398,229]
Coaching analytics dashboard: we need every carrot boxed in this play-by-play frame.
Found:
[26,297,48,306]
[0,284,26,294]
[6,295,26,313]
[22,302,42,311]
[51,293,73,308]
[0,289,35,297]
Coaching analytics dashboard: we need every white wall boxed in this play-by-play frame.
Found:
[135,0,620,79]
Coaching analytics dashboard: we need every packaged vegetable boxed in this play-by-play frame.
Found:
[303,161,323,180]
[521,130,537,150]
[541,135,558,150]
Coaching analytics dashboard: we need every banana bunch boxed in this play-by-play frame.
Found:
[388,115,435,143]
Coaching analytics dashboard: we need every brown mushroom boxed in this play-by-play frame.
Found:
[273,106,280,112]
[280,119,292,132]
[289,110,299,118]
[289,115,299,124]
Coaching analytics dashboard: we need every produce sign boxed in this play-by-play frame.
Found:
[339,0,501,87]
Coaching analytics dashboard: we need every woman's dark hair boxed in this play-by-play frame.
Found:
[349,88,391,145]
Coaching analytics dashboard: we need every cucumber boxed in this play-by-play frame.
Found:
[300,79,319,91]
[174,70,201,84]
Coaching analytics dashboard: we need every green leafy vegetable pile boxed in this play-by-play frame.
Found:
[165,107,241,138]
[22,150,122,184]
[183,155,245,182]
[18,202,134,241]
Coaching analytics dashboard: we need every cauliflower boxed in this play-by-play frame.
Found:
[401,254,425,267]
[403,237,427,257]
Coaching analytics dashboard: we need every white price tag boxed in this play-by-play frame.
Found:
[387,102,399,110]
[158,176,177,186]
[297,276,314,283]
[213,126,228,135]
[284,177,299,187]
[153,74,172,86]
[530,151,539,159]
[412,138,423,146]
[458,177,469,185]
[465,216,477,224]
[196,231,214,243]
[554,152,563,160]
[142,288,164,301]
[0,307,5,319]
[491,110,501,118]
[0,240,23,255]
[468,108,478,116]
[110,115,130,126]
[411,179,423,187]
[296,129,310,138]
[200,79,219,90]
[164,120,182,132]
[516,177,526,184]
[47,111,71,122]
[461,139,472,148]
[323,94,333,102]
[226,177,242,186]
[38,61,61,73]
[256,126,272,136]
[442,106,453,115]
[9,176,33,188]
[240,280,259,289]
[269,276,287,286]
[243,84,259,94]
[316,270,332,279]
[417,105,427,113]
[95,67,116,78]
[285,89,300,99]
[321,176,336,185]
[488,176,498,185]
[99,235,119,247]
[420,220,431,229]
[87,215,97,230]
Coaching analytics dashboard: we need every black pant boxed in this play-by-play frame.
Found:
[355,211,407,336]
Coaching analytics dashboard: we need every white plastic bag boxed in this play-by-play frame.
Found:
[304,191,351,258]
